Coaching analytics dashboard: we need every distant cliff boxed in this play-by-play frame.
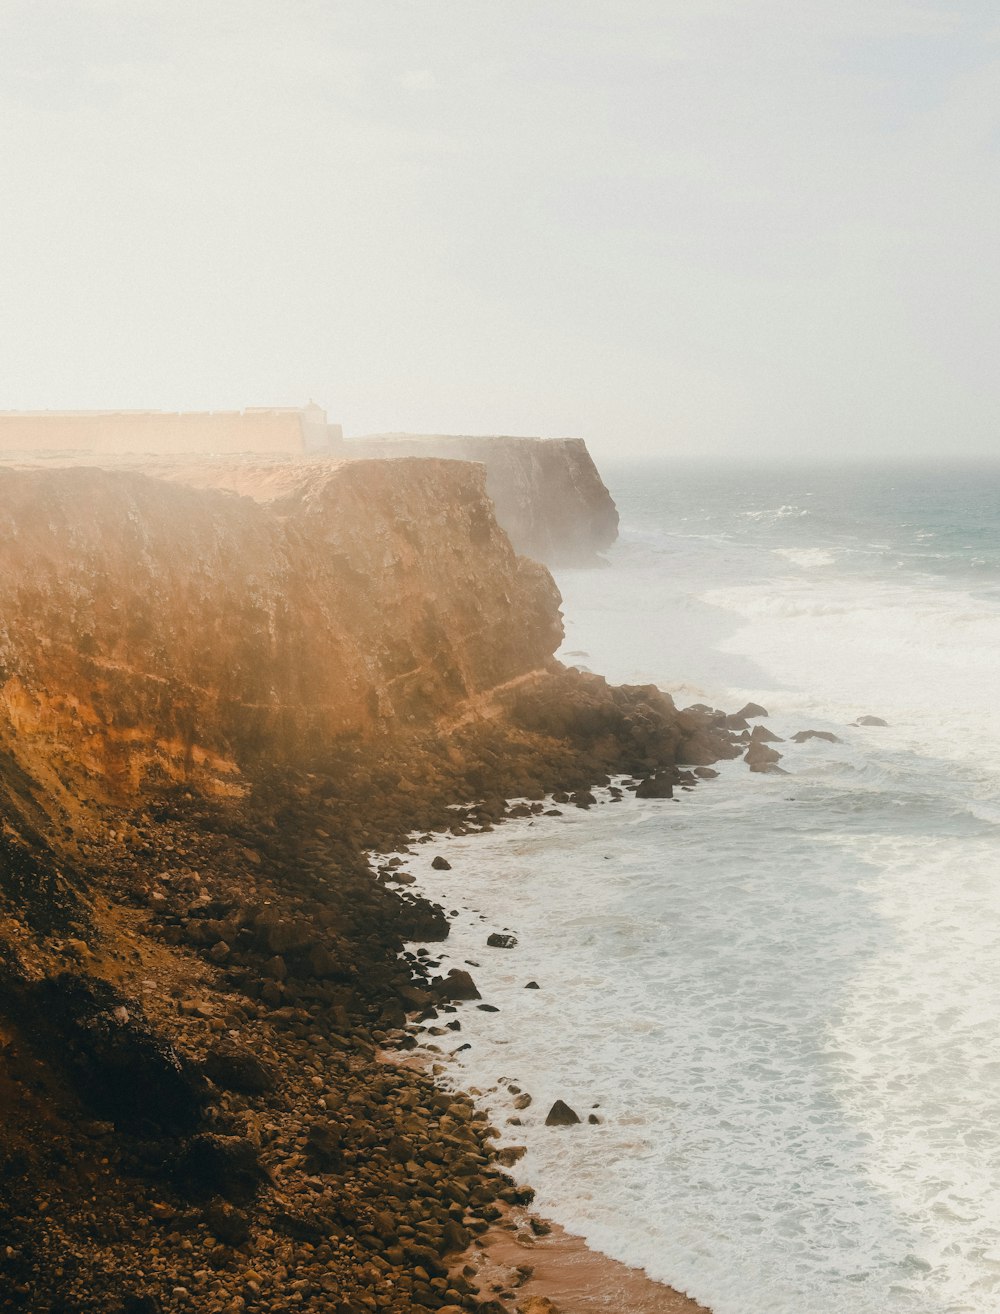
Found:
[346,434,619,566]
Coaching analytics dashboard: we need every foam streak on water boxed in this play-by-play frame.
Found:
[396,462,1000,1314]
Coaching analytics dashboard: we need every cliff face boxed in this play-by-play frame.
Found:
[0,459,560,813]
[347,434,619,566]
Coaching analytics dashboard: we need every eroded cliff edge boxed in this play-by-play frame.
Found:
[346,435,620,566]
[0,457,732,1314]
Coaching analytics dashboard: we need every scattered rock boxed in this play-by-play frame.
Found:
[634,772,673,799]
[745,742,786,774]
[524,980,540,989]
[175,1134,267,1203]
[735,702,769,719]
[487,932,518,949]
[855,715,889,726]
[203,1041,276,1094]
[790,729,841,744]
[518,1298,561,1314]
[750,724,784,743]
[544,1100,581,1126]
[431,855,452,870]
[431,968,481,1001]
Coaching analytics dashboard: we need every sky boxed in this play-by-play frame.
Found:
[1,0,999,461]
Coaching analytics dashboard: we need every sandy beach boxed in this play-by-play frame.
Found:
[473,1215,711,1313]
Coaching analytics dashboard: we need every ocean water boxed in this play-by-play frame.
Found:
[398,461,1000,1314]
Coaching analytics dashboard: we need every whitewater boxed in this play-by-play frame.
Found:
[397,460,1000,1314]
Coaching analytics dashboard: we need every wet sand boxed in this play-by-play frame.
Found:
[472,1215,711,1313]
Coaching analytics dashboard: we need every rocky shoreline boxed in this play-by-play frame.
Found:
[0,670,744,1313]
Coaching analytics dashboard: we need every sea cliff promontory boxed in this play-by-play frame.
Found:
[0,455,733,1313]
[346,435,620,566]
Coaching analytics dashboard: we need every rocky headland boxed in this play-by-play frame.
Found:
[0,455,739,1313]
[344,435,620,566]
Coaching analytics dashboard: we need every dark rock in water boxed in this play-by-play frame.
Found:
[750,724,784,743]
[570,790,597,809]
[791,729,841,744]
[855,715,888,727]
[635,772,673,799]
[507,803,532,818]
[745,742,784,773]
[545,1099,581,1126]
[176,1134,266,1203]
[694,766,719,778]
[587,1113,602,1125]
[477,1003,500,1012]
[431,855,452,870]
[736,702,769,719]
[432,968,481,1001]
[725,714,750,730]
[487,932,518,949]
[525,981,540,989]
[203,1041,276,1094]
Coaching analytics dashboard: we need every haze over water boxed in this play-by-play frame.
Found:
[402,460,1000,1314]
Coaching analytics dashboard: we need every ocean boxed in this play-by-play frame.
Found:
[398,460,1000,1314]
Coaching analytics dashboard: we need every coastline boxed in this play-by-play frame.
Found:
[475,1217,710,1314]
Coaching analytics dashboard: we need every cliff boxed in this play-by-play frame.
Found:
[0,459,560,818]
[0,455,736,1314]
[346,434,620,566]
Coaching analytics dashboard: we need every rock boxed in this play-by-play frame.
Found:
[431,855,452,870]
[750,724,784,743]
[634,772,673,799]
[855,715,888,726]
[203,1041,276,1094]
[518,1299,561,1314]
[175,1134,267,1203]
[569,790,597,808]
[735,702,769,719]
[432,969,481,1001]
[497,1145,527,1166]
[262,954,287,981]
[11,972,205,1131]
[790,729,841,744]
[487,932,518,949]
[745,742,785,774]
[524,980,540,989]
[122,1298,163,1314]
[544,1099,581,1126]
[202,1199,251,1246]
[693,766,719,778]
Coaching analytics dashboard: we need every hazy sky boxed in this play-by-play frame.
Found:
[2,1,999,460]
